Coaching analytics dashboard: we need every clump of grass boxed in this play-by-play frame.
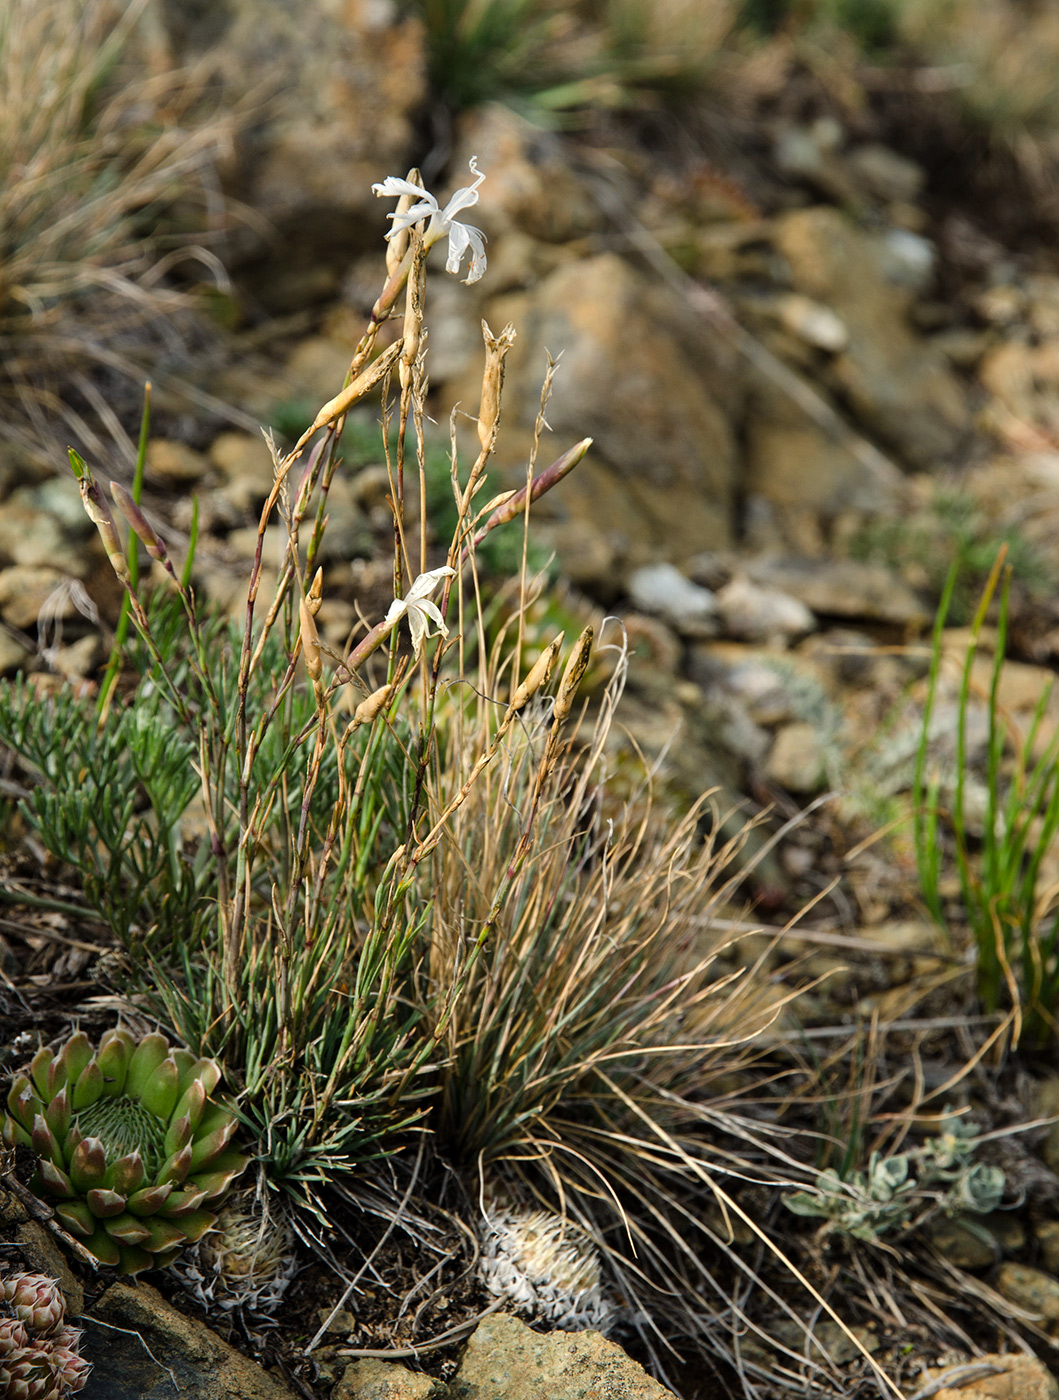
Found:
[850,488,1054,626]
[897,0,1059,156]
[914,549,1059,1045]
[0,0,235,468]
[412,0,737,120]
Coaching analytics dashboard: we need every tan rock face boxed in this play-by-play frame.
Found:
[455,1312,676,1399]
[922,1354,1059,1400]
[771,206,969,465]
[469,253,741,566]
[150,0,425,308]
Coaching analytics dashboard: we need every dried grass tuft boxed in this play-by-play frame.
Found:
[0,0,237,468]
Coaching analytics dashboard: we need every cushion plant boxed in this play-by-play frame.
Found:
[3,1029,247,1274]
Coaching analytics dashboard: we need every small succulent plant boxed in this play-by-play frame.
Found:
[784,1113,1006,1243]
[0,1269,90,1398]
[3,1029,248,1274]
[479,1201,616,1333]
[177,1187,297,1317]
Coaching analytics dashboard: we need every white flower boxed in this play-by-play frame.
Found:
[384,566,456,656]
[372,158,488,284]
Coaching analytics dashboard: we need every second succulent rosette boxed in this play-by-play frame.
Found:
[3,1030,248,1274]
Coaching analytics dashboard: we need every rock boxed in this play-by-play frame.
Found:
[847,144,926,204]
[980,340,1059,432]
[743,556,928,629]
[1035,1078,1059,1175]
[876,229,936,293]
[714,575,814,644]
[50,634,102,681]
[283,336,355,407]
[0,501,86,573]
[153,0,425,312]
[919,1355,1059,1400]
[775,293,849,352]
[627,563,717,635]
[765,721,831,794]
[147,439,209,484]
[1037,1221,1059,1274]
[537,519,618,593]
[334,1358,440,1400]
[10,476,93,536]
[453,1312,675,1399]
[772,1318,879,1367]
[772,206,969,464]
[0,631,30,675]
[209,431,278,513]
[453,104,600,245]
[927,1216,997,1269]
[0,566,79,631]
[995,1263,1059,1327]
[459,253,743,565]
[81,1281,298,1399]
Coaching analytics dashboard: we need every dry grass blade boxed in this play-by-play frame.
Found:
[0,0,237,466]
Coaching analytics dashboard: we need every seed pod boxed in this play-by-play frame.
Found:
[552,626,594,726]
[508,635,564,714]
[299,595,322,681]
[477,321,517,451]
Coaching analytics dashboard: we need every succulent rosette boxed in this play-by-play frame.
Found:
[0,1270,90,1398]
[3,1030,248,1274]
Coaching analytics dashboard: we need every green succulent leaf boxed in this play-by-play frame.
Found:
[84,1227,121,1268]
[137,1052,178,1120]
[127,1182,174,1216]
[158,1143,193,1186]
[125,1035,169,1103]
[69,1136,109,1194]
[106,1151,147,1197]
[140,1216,188,1254]
[104,1212,153,1246]
[29,1048,55,1099]
[54,1200,95,1238]
[71,1060,105,1111]
[37,1160,76,1199]
[45,1087,72,1142]
[8,1078,42,1134]
[176,1207,219,1244]
[31,1115,63,1170]
[188,1118,238,1172]
[97,1033,132,1097]
[60,1032,94,1084]
[87,1187,128,1218]
[163,1112,193,1159]
[158,1187,208,1218]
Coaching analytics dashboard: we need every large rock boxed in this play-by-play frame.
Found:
[149,0,425,310]
[770,206,969,465]
[462,253,742,571]
[81,1282,298,1400]
[919,1355,1059,1400]
[452,1312,676,1399]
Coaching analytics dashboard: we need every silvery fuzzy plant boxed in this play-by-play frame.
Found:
[0,1266,91,1398]
[784,1114,1005,1243]
[43,156,593,1200]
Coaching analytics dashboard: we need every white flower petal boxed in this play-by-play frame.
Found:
[407,565,456,600]
[445,222,487,283]
[384,596,408,629]
[372,176,432,200]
